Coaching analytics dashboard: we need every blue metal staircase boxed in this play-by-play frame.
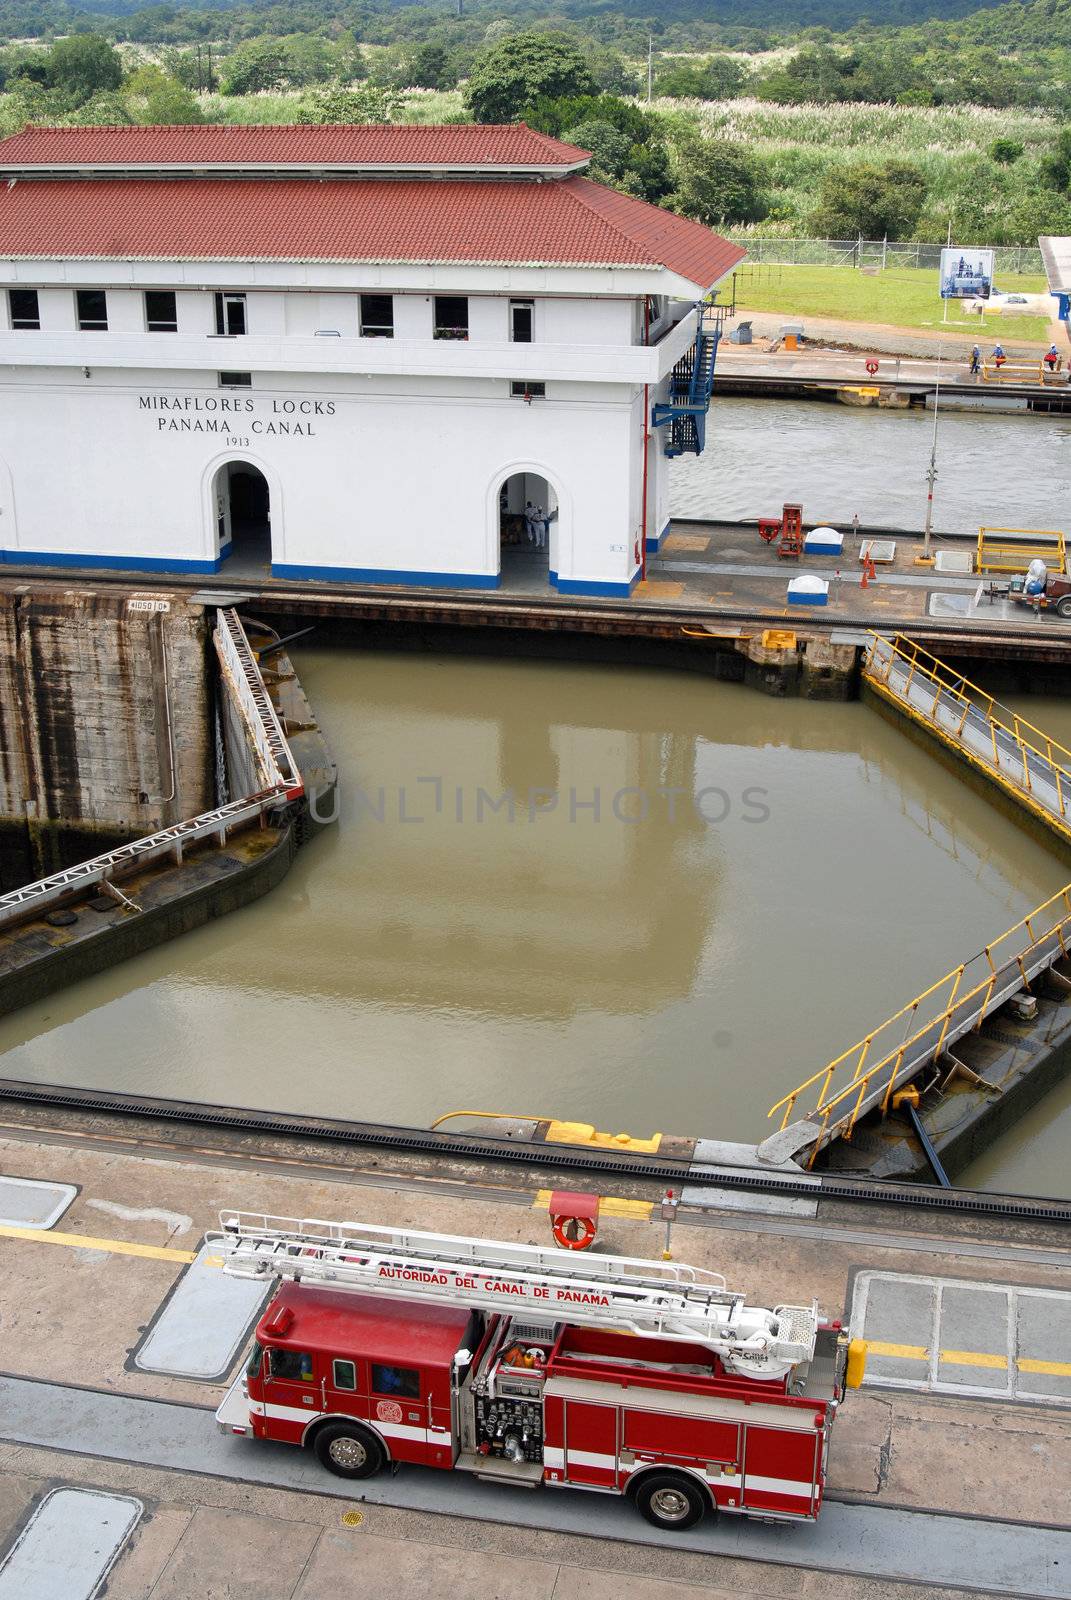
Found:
[651,309,723,458]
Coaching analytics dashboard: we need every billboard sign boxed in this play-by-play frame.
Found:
[940,247,994,300]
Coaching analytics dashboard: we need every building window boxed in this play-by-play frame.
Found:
[332,1359,357,1391]
[268,1348,314,1382]
[8,288,39,329]
[510,300,534,343]
[371,1363,420,1398]
[359,293,394,338]
[218,371,252,388]
[214,292,247,337]
[433,296,468,341]
[76,289,108,331]
[510,381,546,399]
[145,290,178,333]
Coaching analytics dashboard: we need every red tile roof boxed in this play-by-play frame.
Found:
[0,122,590,171]
[0,173,743,290]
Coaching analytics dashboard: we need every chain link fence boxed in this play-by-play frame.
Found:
[727,237,1044,275]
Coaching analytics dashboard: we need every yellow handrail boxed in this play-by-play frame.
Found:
[976,524,1066,575]
[865,633,1071,784]
[430,1109,550,1130]
[768,881,1071,1152]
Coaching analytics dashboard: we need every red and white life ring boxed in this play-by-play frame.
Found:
[865,358,879,377]
[552,1213,598,1251]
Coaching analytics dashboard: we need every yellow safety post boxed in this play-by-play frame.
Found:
[844,1339,869,1390]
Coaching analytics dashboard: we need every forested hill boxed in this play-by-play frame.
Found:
[0,0,1061,47]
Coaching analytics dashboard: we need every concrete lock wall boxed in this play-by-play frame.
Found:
[0,366,649,595]
[0,589,213,887]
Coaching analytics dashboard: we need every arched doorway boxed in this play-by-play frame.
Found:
[214,460,271,574]
[498,471,557,589]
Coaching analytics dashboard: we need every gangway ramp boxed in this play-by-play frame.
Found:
[863,633,1071,851]
[761,884,1071,1165]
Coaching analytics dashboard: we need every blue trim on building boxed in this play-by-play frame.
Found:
[0,549,222,574]
[272,561,501,590]
[645,519,671,555]
[553,573,639,598]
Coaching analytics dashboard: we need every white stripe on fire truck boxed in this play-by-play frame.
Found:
[251,1401,428,1447]
[544,1446,812,1499]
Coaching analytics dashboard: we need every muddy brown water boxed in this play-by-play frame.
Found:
[0,648,1066,1196]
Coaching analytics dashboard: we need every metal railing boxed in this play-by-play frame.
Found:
[767,881,1071,1162]
[977,526,1066,574]
[215,608,303,797]
[864,633,1071,834]
[0,609,303,933]
[0,788,288,931]
[727,237,1044,274]
[981,362,1066,386]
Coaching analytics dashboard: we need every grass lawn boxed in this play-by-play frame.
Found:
[733,264,1054,342]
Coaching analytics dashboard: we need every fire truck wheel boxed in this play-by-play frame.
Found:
[633,1471,709,1531]
[312,1421,385,1479]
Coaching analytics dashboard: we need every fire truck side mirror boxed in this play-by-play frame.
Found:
[844,1338,869,1390]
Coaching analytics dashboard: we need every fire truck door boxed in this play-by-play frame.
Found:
[367,1362,454,1468]
[563,1401,618,1487]
[262,1347,321,1443]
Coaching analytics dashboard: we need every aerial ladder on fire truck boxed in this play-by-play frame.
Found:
[208,1211,820,1380]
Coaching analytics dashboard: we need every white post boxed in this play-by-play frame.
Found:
[923,350,941,559]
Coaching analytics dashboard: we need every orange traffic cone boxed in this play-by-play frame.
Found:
[860,555,876,588]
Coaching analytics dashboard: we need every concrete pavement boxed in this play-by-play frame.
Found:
[2,1373,1070,1595]
[2,1127,1071,1595]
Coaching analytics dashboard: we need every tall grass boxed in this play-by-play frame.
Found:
[669,96,1060,156]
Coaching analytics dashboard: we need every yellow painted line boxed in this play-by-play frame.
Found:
[865,1340,929,1361]
[940,1348,1008,1371]
[1018,1357,1071,1378]
[532,1189,653,1221]
[866,1341,1071,1379]
[0,1223,196,1263]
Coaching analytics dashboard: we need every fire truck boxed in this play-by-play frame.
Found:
[211,1212,864,1532]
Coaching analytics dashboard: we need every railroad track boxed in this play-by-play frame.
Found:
[2,1076,1070,1226]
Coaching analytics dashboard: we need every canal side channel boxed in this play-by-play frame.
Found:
[0,591,335,1014]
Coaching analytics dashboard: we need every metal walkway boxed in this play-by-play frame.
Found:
[864,632,1071,847]
[761,632,1071,1168]
[761,883,1071,1165]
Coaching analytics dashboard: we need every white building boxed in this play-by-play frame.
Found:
[0,123,742,596]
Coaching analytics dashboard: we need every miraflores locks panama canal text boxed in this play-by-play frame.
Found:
[140,391,336,438]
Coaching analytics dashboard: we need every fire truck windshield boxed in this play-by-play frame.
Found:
[245,1342,263,1379]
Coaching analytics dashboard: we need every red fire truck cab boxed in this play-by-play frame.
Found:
[214,1215,859,1533]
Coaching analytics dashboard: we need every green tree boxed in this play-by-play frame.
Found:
[669,136,767,225]
[221,39,289,95]
[561,118,630,184]
[1042,126,1071,191]
[655,55,747,99]
[528,93,671,200]
[47,34,123,103]
[465,31,597,124]
[990,137,1024,164]
[123,64,203,124]
[811,159,928,239]
[406,41,454,90]
[294,86,401,125]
